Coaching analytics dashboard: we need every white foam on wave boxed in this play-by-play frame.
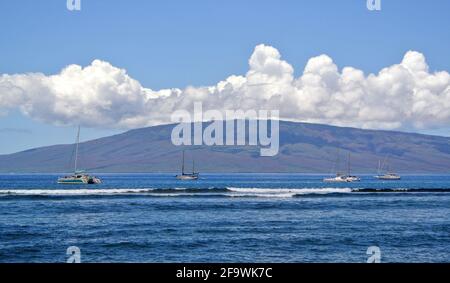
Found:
[0,187,353,198]
[0,188,156,196]
[228,193,298,198]
[227,187,352,195]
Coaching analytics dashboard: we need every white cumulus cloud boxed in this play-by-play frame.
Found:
[1,44,449,131]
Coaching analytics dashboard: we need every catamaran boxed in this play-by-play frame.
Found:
[323,151,360,182]
[176,150,199,180]
[374,157,401,180]
[57,126,101,184]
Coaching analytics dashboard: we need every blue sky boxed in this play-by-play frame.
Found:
[0,0,449,154]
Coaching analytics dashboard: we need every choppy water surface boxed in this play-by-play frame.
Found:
[1,173,450,262]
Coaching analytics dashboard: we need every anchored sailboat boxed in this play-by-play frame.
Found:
[57,126,101,184]
[375,156,401,180]
[176,150,199,180]
[323,151,360,182]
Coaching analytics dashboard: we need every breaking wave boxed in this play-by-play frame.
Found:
[0,187,351,198]
[1,187,449,199]
[353,188,450,193]
[227,187,352,198]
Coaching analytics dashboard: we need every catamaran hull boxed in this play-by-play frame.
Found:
[323,176,361,182]
[176,175,199,180]
[323,179,358,182]
[375,176,401,180]
[57,175,101,184]
[323,178,348,182]
[88,177,102,184]
[57,179,88,184]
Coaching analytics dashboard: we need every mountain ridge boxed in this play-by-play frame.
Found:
[1,120,450,173]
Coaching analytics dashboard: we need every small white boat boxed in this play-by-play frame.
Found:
[374,157,401,180]
[375,172,401,180]
[57,126,102,185]
[323,151,360,182]
[323,174,349,182]
[323,174,360,182]
[176,173,199,181]
[175,150,199,180]
[346,175,361,182]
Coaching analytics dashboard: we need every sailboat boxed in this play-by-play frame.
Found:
[176,150,199,180]
[324,151,360,182]
[57,126,101,184]
[345,152,361,182]
[375,157,401,180]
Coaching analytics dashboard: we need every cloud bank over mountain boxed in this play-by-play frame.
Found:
[1,44,449,130]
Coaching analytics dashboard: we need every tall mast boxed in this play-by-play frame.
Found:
[74,125,80,173]
[336,148,340,175]
[381,155,388,173]
[347,152,351,175]
[181,150,185,174]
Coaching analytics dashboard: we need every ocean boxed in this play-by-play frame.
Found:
[1,173,450,263]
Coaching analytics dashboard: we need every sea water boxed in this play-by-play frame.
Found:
[1,173,450,262]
